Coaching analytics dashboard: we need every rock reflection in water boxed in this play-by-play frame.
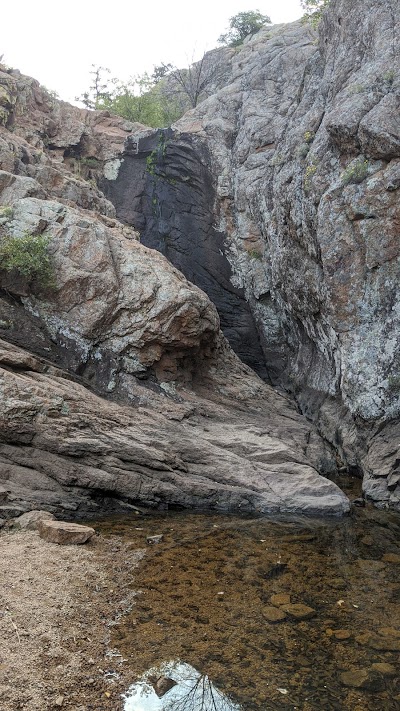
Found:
[123,661,241,711]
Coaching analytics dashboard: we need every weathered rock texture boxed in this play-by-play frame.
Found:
[1,0,398,513]
[99,0,400,509]
[38,520,95,545]
[0,338,348,517]
[0,62,350,518]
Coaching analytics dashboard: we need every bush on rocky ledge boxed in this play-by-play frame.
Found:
[0,232,55,288]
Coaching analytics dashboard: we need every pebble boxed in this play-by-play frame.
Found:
[270,593,291,606]
[326,628,351,640]
[382,552,400,564]
[262,606,287,623]
[340,669,374,689]
[146,535,164,544]
[281,603,316,620]
[371,663,396,676]
[55,696,64,707]
[360,535,373,546]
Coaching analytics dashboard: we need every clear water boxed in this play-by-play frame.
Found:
[96,506,400,710]
[123,661,241,710]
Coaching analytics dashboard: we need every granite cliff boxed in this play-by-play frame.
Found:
[0,0,397,517]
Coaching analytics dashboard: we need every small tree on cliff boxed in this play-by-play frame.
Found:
[76,65,112,109]
[159,53,225,109]
[218,10,271,47]
[301,0,330,26]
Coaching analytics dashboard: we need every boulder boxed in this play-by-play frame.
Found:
[38,520,95,545]
[13,510,55,530]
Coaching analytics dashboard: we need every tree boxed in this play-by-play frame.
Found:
[76,65,112,109]
[162,52,225,109]
[218,10,271,47]
[151,63,174,83]
[301,0,330,26]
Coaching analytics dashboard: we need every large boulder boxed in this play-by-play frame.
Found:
[38,520,95,545]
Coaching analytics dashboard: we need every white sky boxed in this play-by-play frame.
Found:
[1,1,304,103]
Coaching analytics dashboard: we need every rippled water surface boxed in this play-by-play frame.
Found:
[96,506,400,710]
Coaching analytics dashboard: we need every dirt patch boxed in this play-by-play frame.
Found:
[0,528,143,710]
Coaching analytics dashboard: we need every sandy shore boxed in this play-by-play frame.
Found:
[0,528,143,711]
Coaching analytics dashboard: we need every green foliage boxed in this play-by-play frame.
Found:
[0,206,13,219]
[382,69,395,85]
[297,143,310,159]
[388,373,400,391]
[75,65,112,109]
[218,10,271,47]
[248,248,263,260]
[78,66,183,128]
[0,232,54,288]
[341,159,369,185]
[301,0,330,26]
[304,162,318,192]
[79,157,100,169]
[304,130,315,144]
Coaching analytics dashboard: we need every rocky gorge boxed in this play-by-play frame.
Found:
[0,0,399,519]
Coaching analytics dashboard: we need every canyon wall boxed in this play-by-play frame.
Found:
[102,0,400,510]
[0,0,398,515]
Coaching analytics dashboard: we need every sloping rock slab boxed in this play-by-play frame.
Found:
[39,520,95,545]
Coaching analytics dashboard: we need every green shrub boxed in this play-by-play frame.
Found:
[0,206,13,219]
[218,11,271,47]
[303,130,315,144]
[304,162,318,192]
[341,159,369,185]
[382,70,395,85]
[248,249,263,260]
[0,232,55,288]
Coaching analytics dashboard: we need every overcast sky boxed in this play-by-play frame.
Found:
[1,1,304,103]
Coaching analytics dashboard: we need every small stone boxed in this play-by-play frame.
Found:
[270,593,291,606]
[360,536,373,546]
[262,606,287,622]
[55,696,64,707]
[352,498,365,507]
[382,553,400,564]
[154,676,177,698]
[357,559,385,572]
[38,520,95,545]
[378,627,400,638]
[0,518,5,529]
[13,510,56,531]
[340,669,375,689]
[146,534,164,544]
[371,663,396,676]
[332,629,352,640]
[281,603,316,620]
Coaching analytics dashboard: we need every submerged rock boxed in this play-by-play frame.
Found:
[281,603,316,620]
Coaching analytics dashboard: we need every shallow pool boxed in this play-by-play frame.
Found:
[96,507,400,710]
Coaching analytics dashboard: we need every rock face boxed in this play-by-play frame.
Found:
[1,0,398,514]
[0,57,352,518]
[100,0,400,510]
[0,338,349,517]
